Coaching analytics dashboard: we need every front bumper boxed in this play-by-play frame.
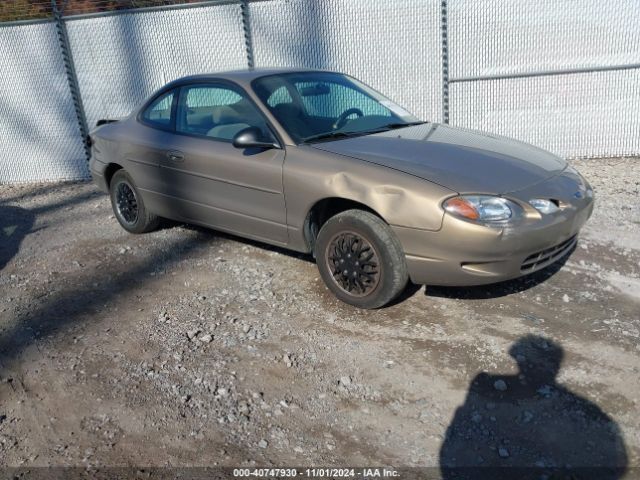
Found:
[393,193,594,287]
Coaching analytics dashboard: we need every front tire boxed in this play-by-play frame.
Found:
[109,170,159,234]
[315,209,408,309]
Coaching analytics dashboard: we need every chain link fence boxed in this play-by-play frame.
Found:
[1,0,639,183]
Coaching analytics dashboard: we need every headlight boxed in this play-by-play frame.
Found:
[443,195,516,224]
[529,198,560,215]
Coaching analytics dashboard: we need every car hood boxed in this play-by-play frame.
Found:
[311,123,567,194]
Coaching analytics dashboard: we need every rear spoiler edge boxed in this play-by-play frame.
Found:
[96,119,119,127]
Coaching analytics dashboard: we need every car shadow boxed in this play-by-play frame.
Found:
[157,224,576,307]
[425,245,575,301]
[171,221,316,264]
[0,204,35,271]
[385,282,423,307]
[439,335,628,479]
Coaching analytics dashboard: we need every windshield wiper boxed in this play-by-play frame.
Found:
[301,131,363,144]
[375,121,428,131]
[302,121,428,144]
[347,121,429,137]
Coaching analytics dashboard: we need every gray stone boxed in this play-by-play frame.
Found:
[283,354,292,368]
[522,410,534,423]
[186,329,201,341]
[494,379,508,391]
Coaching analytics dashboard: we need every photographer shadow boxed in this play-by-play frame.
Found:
[440,335,627,479]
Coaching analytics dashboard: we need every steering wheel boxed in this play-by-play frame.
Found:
[333,108,364,130]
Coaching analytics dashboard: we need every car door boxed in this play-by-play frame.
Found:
[157,81,288,245]
[122,88,178,202]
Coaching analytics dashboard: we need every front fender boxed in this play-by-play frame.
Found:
[284,146,454,251]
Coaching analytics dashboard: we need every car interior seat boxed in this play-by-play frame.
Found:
[207,104,251,140]
[272,103,308,136]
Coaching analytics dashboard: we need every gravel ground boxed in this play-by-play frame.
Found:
[0,158,639,477]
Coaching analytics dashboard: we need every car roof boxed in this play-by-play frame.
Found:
[166,67,331,88]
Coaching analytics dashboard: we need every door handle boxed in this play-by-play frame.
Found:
[166,151,184,162]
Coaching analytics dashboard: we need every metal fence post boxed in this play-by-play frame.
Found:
[52,0,90,162]
[240,0,255,70]
[441,0,450,124]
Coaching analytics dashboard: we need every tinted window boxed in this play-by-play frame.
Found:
[176,84,271,142]
[295,81,389,118]
[142,90,174,128]
[266,86,293,107]
[253,72,420,143]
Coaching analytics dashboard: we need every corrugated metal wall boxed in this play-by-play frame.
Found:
[448,0,640,76]
[448,0,640,158]
[449,70,640,159]
[0,22,86,183]
[249,0,443,122]
[65,3,247,130]
[1,0,639,183]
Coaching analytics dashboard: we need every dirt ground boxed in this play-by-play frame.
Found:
[1,158,639,478]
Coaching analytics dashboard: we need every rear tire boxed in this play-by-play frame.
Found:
[109,170,160,234]
[315,209,408,309]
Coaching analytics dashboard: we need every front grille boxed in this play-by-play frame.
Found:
[521,235,577,273]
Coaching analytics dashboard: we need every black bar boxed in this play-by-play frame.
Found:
[440,0,450,124]
[52,0,90,162]
[240,0,255,70]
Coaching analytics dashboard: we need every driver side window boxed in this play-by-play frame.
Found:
[176,84,271,142]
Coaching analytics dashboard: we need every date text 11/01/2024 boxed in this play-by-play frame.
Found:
[233,468,400,477]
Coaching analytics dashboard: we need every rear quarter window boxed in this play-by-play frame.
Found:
[141,91,175,128]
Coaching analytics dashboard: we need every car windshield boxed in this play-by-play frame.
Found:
[252,72,423,144]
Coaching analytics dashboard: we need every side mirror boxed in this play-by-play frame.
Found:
[232,127,279,150]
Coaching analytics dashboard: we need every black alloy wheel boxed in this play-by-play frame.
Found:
[325,231,380,297]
